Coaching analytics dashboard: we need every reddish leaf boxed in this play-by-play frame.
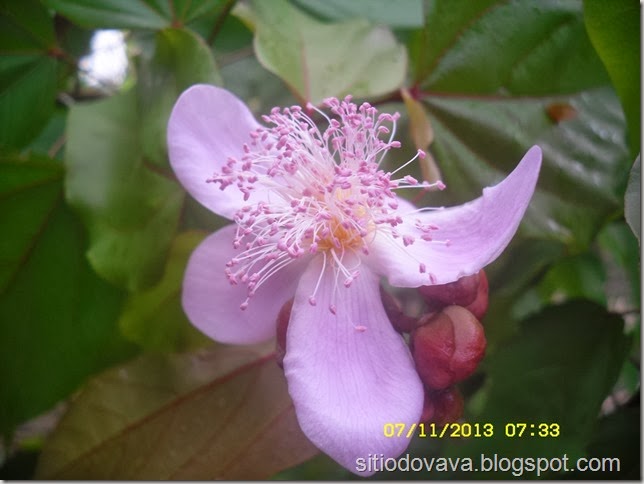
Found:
[36,344,318,479]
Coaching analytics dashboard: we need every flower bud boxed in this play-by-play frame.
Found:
[430,387,464,425]
[420,387,464,425]
[412,306,486,390]
[418,271,482,308]
[464,269,488,320]
[380,286,417,333]
[419,391,435,423]
[275,299,293,368]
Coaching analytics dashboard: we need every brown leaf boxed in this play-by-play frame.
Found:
[401,87,434,151]
[36,344,318,479]
[401,88,442,183]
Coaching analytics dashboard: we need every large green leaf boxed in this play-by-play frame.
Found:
[249,0,406,105]
[624,156,640,242]
[220,55,298,114]
[0,156,62,291]
[138,27,221,167]
[598,221,641,310]
[400,1,624,252]
[426,87,629,249]
[0,154,135,433]
[43,0,224,30]
[36,345,318,479]
[584,0,640,155]
[118,231,210,352]
[481,302,628,450]
[292,0,425,28]
[65,89,184,291]
[411,0,609,95]
[538,253,606,306]
[65,27,223,289]
[482,238,566,347]
[0,0,57,149]
[26,108,67,160]
[586,406,640,479]
[202,11,252,51]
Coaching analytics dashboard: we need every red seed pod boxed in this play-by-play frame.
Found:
[380,286,417,333]
[412,305,486,390]
[418,272,481,308]
[275,299,293,368]
[464,269,488,320]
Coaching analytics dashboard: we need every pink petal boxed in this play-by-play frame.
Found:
[182,225,305,344]
[284,256,423,476]
[369,145,542,286]
[168,84,262,219]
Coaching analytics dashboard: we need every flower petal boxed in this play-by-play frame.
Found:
[369,145,542,286]
[168,84,262,219]
[284,256,423,476]
[183,225,305,344]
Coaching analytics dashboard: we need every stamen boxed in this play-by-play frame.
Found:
[207,96,450,311]
[309,252,328,306]
[390,149,426,176]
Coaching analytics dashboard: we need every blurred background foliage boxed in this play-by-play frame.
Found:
[0,0,640,479]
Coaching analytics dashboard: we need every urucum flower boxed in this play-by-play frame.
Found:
[167,84,541,475]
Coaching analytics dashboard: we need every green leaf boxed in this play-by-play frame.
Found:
[0,0,57,149]
[0,154,135,433]
[36,345,318,479]
[584,0,640,155]
[411,0,609,95]
[400,1,623,252]
[138,27,221,167]
[249,0,406,105]
[408,0,496,86]
[52,14,94,59]
[65,89,184,291]
[488,238,566,296]
[483,238,566,346]
[443,302,630,478]
[64,28,221,287]
[0,157,62,292]
[202,13,252,52]
[172,0,226,26]
[624,155,640,242]
[43,0,224,30]
[597,221,640,310]
[220,55,298,113]
[585,406,640,479]
[291,0,425,28]
[27,108,67,160]
[118,231,211,352]
[427,87,630,249]
[487,301,629,445]
[44,0,167,29]
[538,253,606,306]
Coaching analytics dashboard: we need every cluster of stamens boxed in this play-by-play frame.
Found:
[207,96,446,311]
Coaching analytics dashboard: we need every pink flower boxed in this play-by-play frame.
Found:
[167,85,541,475]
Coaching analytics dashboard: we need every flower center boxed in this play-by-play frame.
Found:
[207,96,444,311]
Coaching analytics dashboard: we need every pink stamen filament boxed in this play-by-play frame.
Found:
[208,96,452,310]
